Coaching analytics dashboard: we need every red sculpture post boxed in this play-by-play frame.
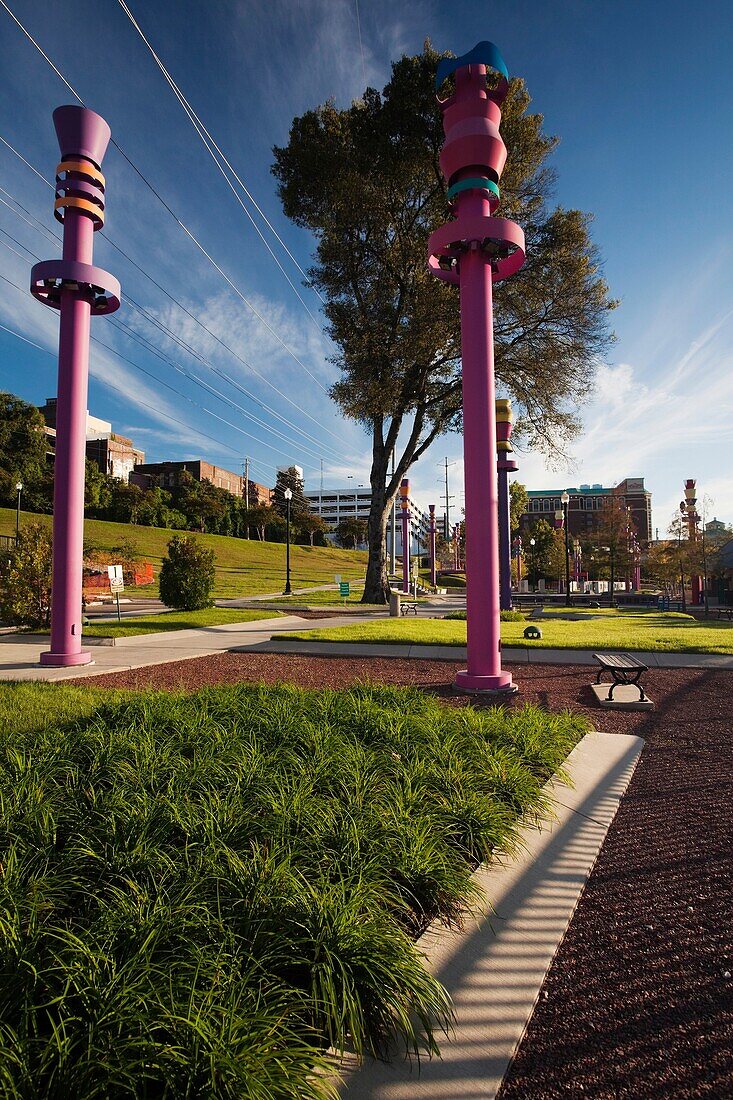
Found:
[428,43,525,693]
[31,107,120,666]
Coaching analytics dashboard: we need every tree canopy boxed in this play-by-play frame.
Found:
[273,44,615,602]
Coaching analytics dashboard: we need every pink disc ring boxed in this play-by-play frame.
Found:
[30,259,121,315]
[427,215,525,284]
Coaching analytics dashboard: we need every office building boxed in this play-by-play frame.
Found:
[520,477,652,543]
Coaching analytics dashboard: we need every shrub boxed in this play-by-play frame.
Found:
[0,522,52,628]
[0,681,588,1095]
[159,534,215,610]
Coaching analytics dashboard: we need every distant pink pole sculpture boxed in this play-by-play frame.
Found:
[400,478,411,594]
[496,399,517,610]
[429,42,525,693]
[428,504,437,586]
[31,107,120,667]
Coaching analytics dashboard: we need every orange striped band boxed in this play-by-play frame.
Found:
[56,160,106,189]
[53,196,105,226]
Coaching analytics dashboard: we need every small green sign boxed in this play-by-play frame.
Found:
[339,582,350,598]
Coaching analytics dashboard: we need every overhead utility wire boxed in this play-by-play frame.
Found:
[0,136,349,452]
[108,312,333,464]
[0,179,347,464]
[117,0,325,310]
[0,309,257,466]
[0,265,321,474]
[0,0,331,397]
[117,0,323,332]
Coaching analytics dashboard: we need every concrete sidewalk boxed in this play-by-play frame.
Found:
[0,614,372,681]
[336,731,645,1098]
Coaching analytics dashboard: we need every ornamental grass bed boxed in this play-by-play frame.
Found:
[0,682,586,1098]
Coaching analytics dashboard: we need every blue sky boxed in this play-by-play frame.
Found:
[1,0,732,534]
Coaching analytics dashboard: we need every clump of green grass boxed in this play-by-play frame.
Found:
[0,682,587,1097]
[445,610,525,622]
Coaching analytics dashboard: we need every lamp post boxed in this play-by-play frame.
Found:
[31,106,120,667]
[678,500,687,613]
[15,482,22,541]
[529,536,536,592]
[283,487,292,594]
[428,41,525,695]
[561,490,571,606]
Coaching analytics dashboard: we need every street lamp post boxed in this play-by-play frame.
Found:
[561,490,571,606]
[15,482,22,541]
[529,536,536,592]
[428,504,437,587]
[283,488,292,594]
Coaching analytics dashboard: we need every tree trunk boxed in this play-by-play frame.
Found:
[362,446,391,604]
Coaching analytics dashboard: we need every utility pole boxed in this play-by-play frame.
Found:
[438,457,456,539]
[243,456,250,539]
[320,458,324,493]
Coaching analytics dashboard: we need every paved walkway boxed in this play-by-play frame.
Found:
[0,615,353,681]
[2,612,732,681]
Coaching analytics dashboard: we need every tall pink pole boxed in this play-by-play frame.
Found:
[31,107,120,666]
[428,42,525,694]
[428,504,437,586]
[400,478,411,594]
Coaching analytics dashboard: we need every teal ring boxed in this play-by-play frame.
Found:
[447,177,500,203]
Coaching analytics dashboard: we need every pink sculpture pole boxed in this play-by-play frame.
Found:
[428,504,437,586]
[31,107,120,666]
[400,478,411,594]
[496,399,517,611]
[429,43,525,692]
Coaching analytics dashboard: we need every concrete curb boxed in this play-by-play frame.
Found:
[237,638,733,670]
[334,730,644,1099]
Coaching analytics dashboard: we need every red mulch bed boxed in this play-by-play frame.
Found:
[80,653,733,1096]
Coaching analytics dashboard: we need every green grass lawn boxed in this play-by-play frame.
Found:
[1,507,367,598]
[0,680,587,1097]
[275,609,733,655]
[82,606,281,638]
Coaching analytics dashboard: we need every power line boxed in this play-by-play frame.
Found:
[0,0,332,396]
[0,142,350,453]
[0,265,321,474]
[116,0,324,333]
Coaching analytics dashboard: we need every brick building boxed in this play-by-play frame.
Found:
[520,477,652,543]
[132,460,272,504]
[38,398,144,480]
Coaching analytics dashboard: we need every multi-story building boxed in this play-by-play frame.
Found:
[38,398,145,480]
[132,460,271,503]
[304,486,430,554]
[520,477,652,543]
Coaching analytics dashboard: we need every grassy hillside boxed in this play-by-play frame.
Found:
[1,508,367,598]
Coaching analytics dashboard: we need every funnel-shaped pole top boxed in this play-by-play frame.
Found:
[53,105,111,168]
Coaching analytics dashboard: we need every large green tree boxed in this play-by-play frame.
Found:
[273,44,615,603]
[0,392,49,506]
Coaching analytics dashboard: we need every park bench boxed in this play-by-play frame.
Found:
[593,652,649,702]
[400,600,419,616]
[716,607,733,622]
